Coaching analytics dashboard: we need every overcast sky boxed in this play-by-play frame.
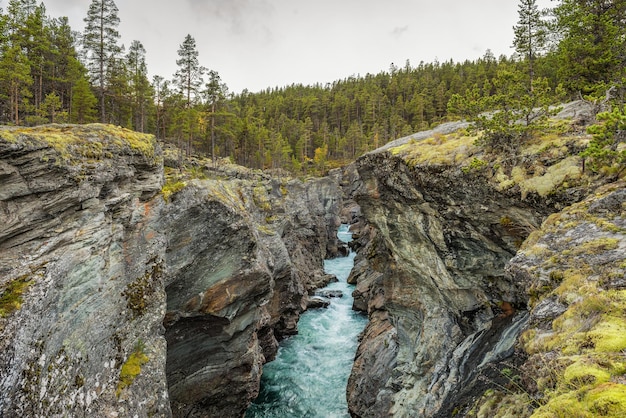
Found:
[36,0,553,94]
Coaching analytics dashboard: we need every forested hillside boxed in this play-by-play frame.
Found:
[0,0,625,173]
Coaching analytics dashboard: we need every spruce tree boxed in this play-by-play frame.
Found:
[554,0,626,96]
[82,0,121,123]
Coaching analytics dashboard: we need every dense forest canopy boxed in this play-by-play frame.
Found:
[0,0,625,173]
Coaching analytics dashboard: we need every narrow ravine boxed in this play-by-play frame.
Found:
[246,225,368,418]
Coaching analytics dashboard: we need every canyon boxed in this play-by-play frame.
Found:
[1,104,625,417]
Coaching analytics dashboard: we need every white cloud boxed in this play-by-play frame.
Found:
[38,0,554,94]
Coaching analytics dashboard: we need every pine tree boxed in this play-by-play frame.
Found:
[173,34,205,154]
[513,0,548,90]
[204,70,228,163]
[105,54,131,126]
[152,75,165,139]
[127,40,151,132]
[0,44,32,124]
[23,4,53,119]
[82,0,121,122]
[49,17,85,116]
[71,75,97,123]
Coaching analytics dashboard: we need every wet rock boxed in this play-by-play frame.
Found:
[307,296,331,309]
[315,289,344,298]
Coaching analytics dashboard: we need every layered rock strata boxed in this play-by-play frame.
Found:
[0,125,342,418]
[0,125,170,417]
[344,117,598,417]
[162,173,342,417]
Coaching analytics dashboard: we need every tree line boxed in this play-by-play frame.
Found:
[0,0,625,173]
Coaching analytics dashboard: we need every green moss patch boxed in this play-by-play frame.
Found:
[0,275,34,317]
[161,180,186,202]
[587,318,626,352]
[0,124,158,163]
[505,183,626,417]
[587,383,626,416]
[116,341,149,398]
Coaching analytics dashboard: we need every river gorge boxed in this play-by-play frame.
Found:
[247,225,367,417]
[2,106,626,417]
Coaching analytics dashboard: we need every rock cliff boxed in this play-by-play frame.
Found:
[162,171,341,417]
[0,124,342,417]
[344,110,624,417]
[0,125,169,417]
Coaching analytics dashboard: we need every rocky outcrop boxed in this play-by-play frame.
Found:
[0,124,343,418]
[496,183,626,417]
[0,125,170,417]
[344,120,599,417]
[162,173,342,417]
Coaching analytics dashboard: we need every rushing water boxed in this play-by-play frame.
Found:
[246,225,368,418]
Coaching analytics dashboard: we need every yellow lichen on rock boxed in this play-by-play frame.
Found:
[390,131,478,166]
[116,342,149,398]
[0,275,34,318]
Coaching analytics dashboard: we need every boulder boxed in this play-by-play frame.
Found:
[307,296,330,309]
[315,289,344,298]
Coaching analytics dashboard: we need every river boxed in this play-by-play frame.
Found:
[246,224,368,418]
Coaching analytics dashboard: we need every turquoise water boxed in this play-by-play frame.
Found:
[246,225,368,418]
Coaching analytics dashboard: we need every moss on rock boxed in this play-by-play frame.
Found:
[0,275,34,317]
[0,123,160,164]
[116,341,149,398]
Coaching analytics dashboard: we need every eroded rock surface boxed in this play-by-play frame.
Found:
[0,125,343,418]
[343,124,596,417]
[162,173,342,417]
[0,125,170,417]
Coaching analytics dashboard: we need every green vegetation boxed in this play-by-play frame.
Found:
[116,340,149,398]
[0,124,158,163]
[500,184,626,417]
[582,105,626,176]
[389,120,589,201]
[161,180,186,202]
[0,274,34,317]
[1,0,625,176]
[122,266,158,318]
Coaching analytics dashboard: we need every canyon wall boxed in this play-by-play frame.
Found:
[343,112,623,417]
[161,172,342,417]
[0,125,170,417]
[0,125,342,417]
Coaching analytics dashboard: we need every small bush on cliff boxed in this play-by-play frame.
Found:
[448,66,562,157]
[581,105,626,177]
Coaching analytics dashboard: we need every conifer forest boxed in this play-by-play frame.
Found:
[0,0,625,173]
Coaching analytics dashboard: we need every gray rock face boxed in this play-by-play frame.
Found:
[0,125,343,418]
[0,125,170,417]
[160,174,342,417]
[344,151,560,417]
